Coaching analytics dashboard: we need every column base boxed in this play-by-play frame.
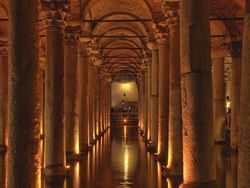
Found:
[44,164,66,177]
[179,181,217,188]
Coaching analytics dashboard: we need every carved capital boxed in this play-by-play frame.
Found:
[162,1,180,29]
[41,2,69,28]
[65,26,81,43]
[152,23,169,44]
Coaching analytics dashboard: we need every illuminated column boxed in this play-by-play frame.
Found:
[138,75,144,131]
[42,2,68,176]
[155,28,170,164]
[64,26,81,160]
[212,56,226,142]
[147,42,159,151]
[8,0,42,187]
[147,62,152,141]
[163,1,183,175]
[143,70,148,140]
[239,2,250,187]
[88,60,95,145]
[93,65,99,139]
[230,41,242,149]
[78,48,89,154]
[0,48,8,188]
[180,0,216,187]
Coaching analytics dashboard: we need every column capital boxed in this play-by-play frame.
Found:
[65,26,81,43]
[152,23,169,44]
[41,2,69,28]
[162,1,180,29]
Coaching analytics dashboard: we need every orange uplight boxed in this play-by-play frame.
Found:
[123,118,128,123]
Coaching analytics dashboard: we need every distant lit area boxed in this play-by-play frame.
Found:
[111,82,138,107]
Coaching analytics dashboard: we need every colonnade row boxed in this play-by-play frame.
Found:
[0,1,111,187]
[138,1,250,188]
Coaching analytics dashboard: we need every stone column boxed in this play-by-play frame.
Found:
[155,29,170,164]
[143,71,148,140]
[0,48,8,188]
[93,65,99,139]
[148,43,159,151]
[147,62,152,141]
[138,76,144,132]
[180,0,216,187]
[88,61,95,145]
[230,41,242,149]
[212,57,226,142]
[163,1,183,176]
[8,0,42,187]
[238,2,250,187]
[42,2,68,177]
[78,49,89,154]
[64,26,81,160]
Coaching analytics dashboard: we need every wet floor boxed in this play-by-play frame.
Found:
[42,126,237,188]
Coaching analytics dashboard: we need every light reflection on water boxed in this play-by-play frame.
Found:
[42,126,237,188]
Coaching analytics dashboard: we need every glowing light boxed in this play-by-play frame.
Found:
[122,83,131,91]
[226,101,231,110]
[66,165,71,169]
[123,126,127,138]
[124,146,129,180]
[167,178,172,188]
[123,118,128,123]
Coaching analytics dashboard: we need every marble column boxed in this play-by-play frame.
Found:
[230,42,242,149]
[149,43,159,150]
[0,49,8,188]
[78,49,89,154]
[64,26,81,160]
[156,30,170,164]
[180,0,216,187]
[212,57,226,142]
[164,1,183,176]
[238,1,250,187]
[42,3,68,176]
[8,0,42,187]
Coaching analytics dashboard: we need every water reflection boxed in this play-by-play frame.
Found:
[42,126,237,188]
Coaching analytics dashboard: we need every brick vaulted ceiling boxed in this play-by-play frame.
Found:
[0,0,246,82]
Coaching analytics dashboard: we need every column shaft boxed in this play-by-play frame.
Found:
[79,52,89,153]
[180,0,216,186]
[44,7,67,176]
[147,64,152,141]
[238,2,250,187]
[143,72,148,139]
[64,28,80,158]
[0,55,8,188]
[168,13,183,175]
[150,48,159,149]
[88,63,95,144]
[230,56,241,148]
[157,38,170,164]
[8,0,42,186]
[212,57,226,142]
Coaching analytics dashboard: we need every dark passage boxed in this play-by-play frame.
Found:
[42,126,237,188]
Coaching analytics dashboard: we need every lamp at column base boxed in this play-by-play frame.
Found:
[179,181,218,188]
